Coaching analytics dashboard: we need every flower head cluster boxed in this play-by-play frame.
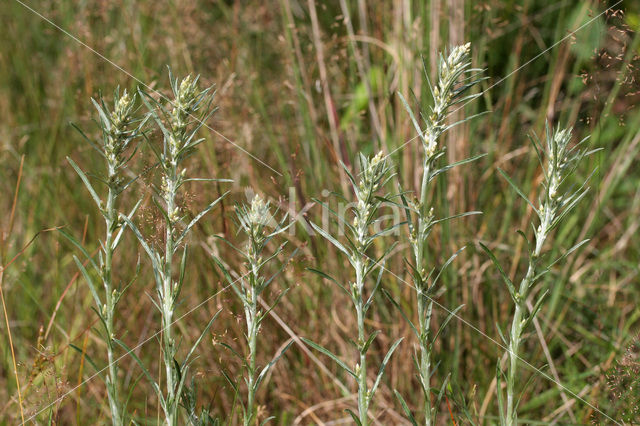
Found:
[159,73,215,167]
[235,193,290,267]
[356,151,389,204]
[546,127,573,199]
[112,90,135,128]
[101,89,140,176]
[419,42,481,157]
[352,152,393,247]
[534,125,592,241]
[143,73,217,231]
[171,75,199,134]
[237,194,272,246]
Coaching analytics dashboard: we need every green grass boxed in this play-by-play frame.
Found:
[1,0,639,424]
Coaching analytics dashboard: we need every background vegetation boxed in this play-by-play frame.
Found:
[1,0,639,423]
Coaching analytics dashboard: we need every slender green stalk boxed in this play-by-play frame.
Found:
[307,152,402,425]
[125,72,226,425]
[212,195,291,425]
[238,197,267,424]
[238,195,290,425]
[68,89,142,426]
[483,125,594,425]
[159,74,207,425]
[104,180,121,426]
[351,153,389,423]
[245,286,258,425]
[397,43,484,425]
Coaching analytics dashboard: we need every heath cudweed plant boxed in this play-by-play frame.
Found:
[481,124,595,426]
[213,194,293,425]
[65,88,145,425]
[123,71,229,425]
[390,42,485,425]
[304,152,403,425]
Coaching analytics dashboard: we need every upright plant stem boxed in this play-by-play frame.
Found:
[491,125,593,425]
[350,155,387,424]
[244,267,258,425]
[354,260,368,424]
[308,152,401,424]
[416,159,433,426]
[157,76,196,425]
[69,90,141,426]
[349,152,396,424]
[126,72,225,425]
[397,43,484,425]
[505,188,551,425]
[223,195,290,425]
[103,182,122,426]
[161,160,178,426]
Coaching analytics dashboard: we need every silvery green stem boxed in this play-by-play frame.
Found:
[415,156,434,426]
[161,163,178,426]
[403,43,481,426]
[142,74,205,425]
[416,294,433,425]
[244,256,259,425]
[157,77,197,425]
[127,73,223,425]
[103,182,122,426]
[499,125,590,425]
[354,259,369,425]
[244,293,258,426]
[307,152,399,424]
[232,194,289,425]
[352,152,390,424]
[504,211,551,426]
[72,90,139,426]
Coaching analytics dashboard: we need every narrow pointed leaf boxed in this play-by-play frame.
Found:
[259,416,275,426]
[69,344,102,376]
[479,243,516,301]
[393,390,418,426]
[361,330,381,354]
[120,215,159,270]
[255,341,293,391]
[398,92,424,139]
[183,310,221,369]
[309,221,351,259]
[369,337,403,401]
[345,409,363,426]
[496,360,506,425]
[307,268,349,296]
[547,239,589,270]
[435,373,451,406]
[432,304,464,343]
[67,157,103,209]
[496,322,508,346]
[114,338,164,404]
[498,168,539,215]
[177,194,228,246]
[432,247,466,288]
[73,255,102,308]
[383,289,419,338]
[112,199,143,250]
[432,211,482,225]
[258,288,290,324]
[300,337,356,379]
